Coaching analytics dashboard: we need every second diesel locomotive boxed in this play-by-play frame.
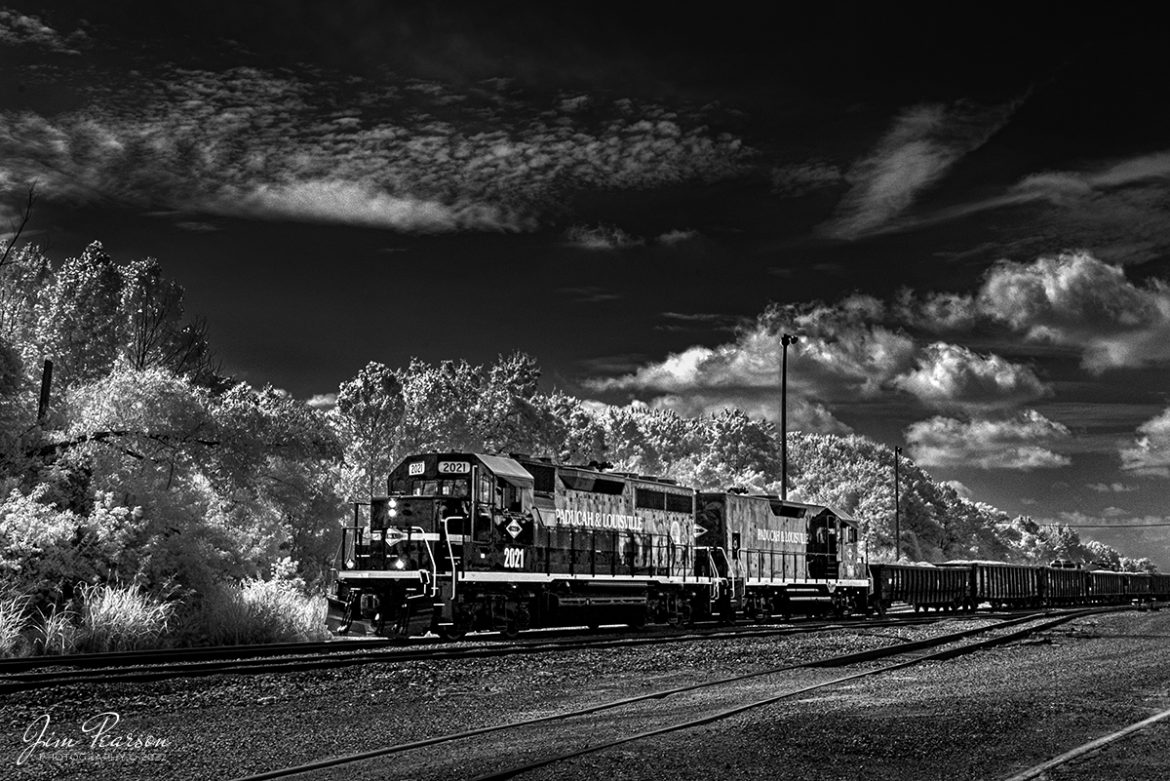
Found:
[328,452,869,638]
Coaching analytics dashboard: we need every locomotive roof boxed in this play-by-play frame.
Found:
[705,492,859,527]
[474,454,535,488]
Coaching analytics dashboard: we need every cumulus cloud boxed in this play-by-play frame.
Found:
[564,224,644,251]
[893,342,1049,410]
[900,251,1170,372]
[305,393,338,411]
[976,251,1170,372]
[821,99,1019,239]
[1120,408,1170,478]
[585,288,1054,428]
[0,63,751,233]
[904,410,1072,470]
[592,298,915,407]
[941,479,974,499]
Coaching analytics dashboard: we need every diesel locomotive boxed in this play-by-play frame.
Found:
[327,452,869,638]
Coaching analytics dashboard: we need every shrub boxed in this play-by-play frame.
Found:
[197,579,328,645]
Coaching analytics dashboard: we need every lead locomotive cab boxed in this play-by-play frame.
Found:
[328,453,534,637]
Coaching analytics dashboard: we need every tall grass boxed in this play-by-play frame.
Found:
[35,604,79,655]
[72,583,173,653]
[0,594,31,658]
[199,579,328,645]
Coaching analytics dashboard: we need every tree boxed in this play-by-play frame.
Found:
[333,361,405,499]
[4,242,213,394]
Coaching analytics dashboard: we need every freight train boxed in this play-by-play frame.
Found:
[326,451,1166,639]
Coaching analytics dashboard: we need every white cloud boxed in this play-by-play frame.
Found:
[941,479,974,499]
[1120,408,1170,478]
[893,342,1049,410]
[0,8,84,54]
[1086,482,1136,493]
[821,99,1020,239]
[305,393,337,411]
[976,251,1170,372]
[656,229,699,245]
[905,410,1072,470]
[228,181,530,233]
[564,224,644,251]
[0,63,751,233]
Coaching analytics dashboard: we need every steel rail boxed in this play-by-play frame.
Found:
[468,610,1102,781]
[0,637,395,674]
[227,609,1094,781]
[0,613,976,694]
[1001,705,1170,781]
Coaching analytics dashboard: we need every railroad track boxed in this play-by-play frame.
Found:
[0,611,995,694]
[227,608,1114,781]
[1002,704,1170,780]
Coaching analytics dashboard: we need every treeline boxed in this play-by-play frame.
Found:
[0,241,1154,651]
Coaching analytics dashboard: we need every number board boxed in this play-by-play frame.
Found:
[408,462,425,476]
[438,461,471,475]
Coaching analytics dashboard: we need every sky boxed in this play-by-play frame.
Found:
[3,3,1170,566]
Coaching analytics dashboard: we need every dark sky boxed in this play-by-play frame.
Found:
[4,3,1170,565]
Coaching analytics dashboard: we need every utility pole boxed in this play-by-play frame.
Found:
[893,445,902,561]
[36,359,53,424]
[780,333,798,501]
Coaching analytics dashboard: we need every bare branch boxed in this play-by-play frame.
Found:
[0,183,37,271]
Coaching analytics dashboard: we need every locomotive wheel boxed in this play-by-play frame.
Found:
[438,625,468,642]
[500,621,521,640]
[666,600,692,628]
[627,609,647,630]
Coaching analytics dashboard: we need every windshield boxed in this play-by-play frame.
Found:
[390,477,470,497]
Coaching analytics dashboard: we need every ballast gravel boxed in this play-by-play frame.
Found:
[0,612,1166,781]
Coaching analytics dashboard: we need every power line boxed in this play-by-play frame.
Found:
[1062,522,1170,528]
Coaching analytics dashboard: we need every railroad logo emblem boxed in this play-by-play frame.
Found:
[506,519,523,538]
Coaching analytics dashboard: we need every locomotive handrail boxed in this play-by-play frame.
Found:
[441,515,460,601]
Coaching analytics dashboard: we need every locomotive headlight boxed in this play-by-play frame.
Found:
[389,498,398,508]
[394,558,406,570]
[345,558,355,570]
[388,508,398,518]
